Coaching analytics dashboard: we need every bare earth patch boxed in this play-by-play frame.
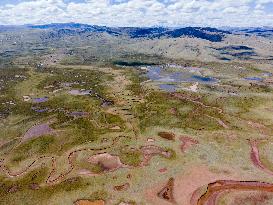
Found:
[180,136,199,153]
[145,164,256,205]
[88,153,125,172]
[249,139,273,176]
[140,145,172,166]
[197,180,273,205]
[74,200,105,205]
[114,182,130,191]
[157,177,176,204]
[158,132,176,141]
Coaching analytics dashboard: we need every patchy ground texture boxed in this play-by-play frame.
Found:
[1,27,273,205]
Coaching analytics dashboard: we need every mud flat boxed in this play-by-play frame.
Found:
[88,153,126,172]
[197,180,273,205]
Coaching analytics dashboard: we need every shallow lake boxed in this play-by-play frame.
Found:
[145,66,218,84]
[33,97,49,103]
[159,84,177,92]
[244,77,263,81]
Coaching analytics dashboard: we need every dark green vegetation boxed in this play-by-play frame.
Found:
[11,135,56,162]
[114,60,156,67]
[119,150,143,167]
[0,170,92,204]
[133,91,223,131]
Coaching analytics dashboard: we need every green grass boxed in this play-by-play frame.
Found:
[10,135,57,163]
[89,190,108,201]
[119,150,142,167]
[134,91,223,131]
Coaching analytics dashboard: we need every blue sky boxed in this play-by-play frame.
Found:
[0,0,272,27]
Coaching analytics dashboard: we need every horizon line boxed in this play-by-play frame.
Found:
[0,22,272,29]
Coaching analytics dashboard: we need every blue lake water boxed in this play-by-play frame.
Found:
[33,97,49,103]
[262,72,272,77]
[244,77,263,81]
[159,84,177,92]
[31,107,49,113]
[146,66,217,84]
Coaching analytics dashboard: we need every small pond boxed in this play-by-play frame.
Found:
[33,97,49,103]
[244,77,264,81]
[146,66,217,84]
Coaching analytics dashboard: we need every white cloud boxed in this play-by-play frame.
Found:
[0,0,272,27]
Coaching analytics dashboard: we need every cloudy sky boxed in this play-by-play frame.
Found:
[0,0,272,27]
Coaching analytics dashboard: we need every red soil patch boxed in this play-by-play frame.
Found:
[180,136,198,153]
[88,153,125,172]
[159,168,168,173]
[140,145,172,166]
[22,123,54,142]
[145,165,256,205]
[197,180,273,205]
[114,183,130,191]
[249,139,273,176]
[74,200,105,205]
[158,132,175,141]
[157,178,176,204]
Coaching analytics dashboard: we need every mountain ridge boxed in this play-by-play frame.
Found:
[27,23,231,42]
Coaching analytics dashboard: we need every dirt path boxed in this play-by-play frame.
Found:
[205,115,229,129]
[249,139,273,176]
[171,93,224,114]
[0,136,129,185]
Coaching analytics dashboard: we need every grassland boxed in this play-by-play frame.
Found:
[1,29,273,205]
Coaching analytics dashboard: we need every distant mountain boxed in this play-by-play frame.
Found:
[29,23,93,29]
[162,27,230,42]
[224,27,273,37]
[28,23,231,42]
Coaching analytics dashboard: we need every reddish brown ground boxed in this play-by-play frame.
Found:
[180,136,199,153]
[74,200,105,205]
[114,183,130,191]
[158,132,176,141]
[157,178,176,204]
[140,145,172,166]
[197,180,273,205]
[249,139,273,176]
[145,165,256,205]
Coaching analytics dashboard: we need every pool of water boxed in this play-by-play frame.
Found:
[159,84,177,92]
[145,66,218,84]
[262,72,272,77]
[68,89,92,95]
[31,106,49,113]
[244,77,264,81]
[33,97,49,103]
